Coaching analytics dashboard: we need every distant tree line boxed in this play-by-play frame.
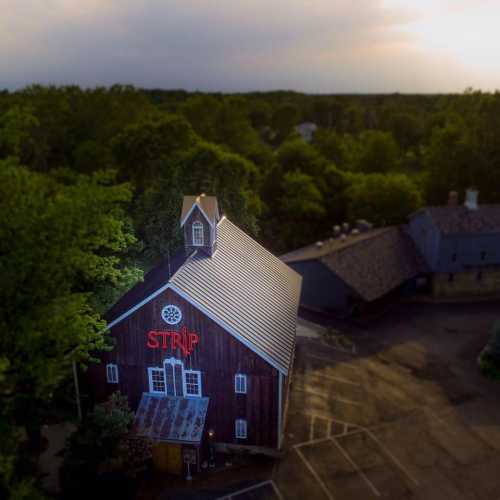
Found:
[1,84,500,497]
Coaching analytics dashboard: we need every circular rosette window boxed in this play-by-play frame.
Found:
[161,304,182,325]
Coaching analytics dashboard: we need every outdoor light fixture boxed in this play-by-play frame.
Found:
[208,428,215,467]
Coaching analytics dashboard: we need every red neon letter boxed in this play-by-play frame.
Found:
[188,333,199,354]
[146,331,159,349]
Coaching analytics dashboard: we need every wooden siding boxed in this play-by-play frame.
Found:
[85,287,279,449]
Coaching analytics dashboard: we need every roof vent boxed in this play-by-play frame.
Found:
[356,219,373,232]
[464,187,479,210]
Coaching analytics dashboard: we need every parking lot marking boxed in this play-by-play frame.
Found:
[305,353,360,370]
[215,480,281,500]
[295,448,336,500]
[295,385,362,406]
[327,419,332,437]
[310,415,315,441]
[330,437,381,497]
[271,481,286,500]
[365,430,420,487]
[293,436,331,449]
[310,371,361,386]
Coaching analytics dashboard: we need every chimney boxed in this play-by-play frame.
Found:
[180,194,220,256]
[448,191,459,206]
[464,187,479,211]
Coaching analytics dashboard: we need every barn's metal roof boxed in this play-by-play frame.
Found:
[133,393,209,444]
[170,217,302,374]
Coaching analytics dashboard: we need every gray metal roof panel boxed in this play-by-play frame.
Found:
[171,217,301,374]
[133,393,209,444]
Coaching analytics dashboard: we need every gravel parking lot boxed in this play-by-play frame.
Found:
[220,302,500,500]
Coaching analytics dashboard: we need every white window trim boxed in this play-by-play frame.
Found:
[192,221,204,246]
[235,419,247,439]
[234,374,247,394]
[106,363,119,383]
[183,369,202,398]
[165,357,184,396]
[148,367,166,394]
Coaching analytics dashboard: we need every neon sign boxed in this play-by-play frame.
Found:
[146,326,199,357]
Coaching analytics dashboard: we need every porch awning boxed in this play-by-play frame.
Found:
[133,393,209,445]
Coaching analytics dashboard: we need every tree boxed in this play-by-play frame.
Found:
[0,160,141,498]
[275,170,326,250]
[346,172,422,225]
[312,129,348,166]
[175,141,263,235]
[112,113,197,190]
[271,103,300,142]
[276,139,326,178]
[0,105,40,164]
[354,130,399,173]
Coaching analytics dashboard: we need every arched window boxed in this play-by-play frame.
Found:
[192,221,204,246]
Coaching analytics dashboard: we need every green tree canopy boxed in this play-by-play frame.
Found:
[0,159,141,498]
[346,172,422,225]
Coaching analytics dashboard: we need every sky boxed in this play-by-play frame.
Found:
[1,0,499,93]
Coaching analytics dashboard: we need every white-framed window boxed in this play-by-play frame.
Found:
[165,357,184,396]
[183,370,202,397]
[235,419,247,439]
[192,221,204,246]
[106,363,119,384]
[148,367,166,394]
[234,374,247,394]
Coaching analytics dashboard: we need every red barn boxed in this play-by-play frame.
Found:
[85,194,301,471]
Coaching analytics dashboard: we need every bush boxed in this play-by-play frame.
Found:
[60,392,151,498]
[479,321,500,380]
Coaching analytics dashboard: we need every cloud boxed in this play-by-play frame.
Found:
[0,0,496,92]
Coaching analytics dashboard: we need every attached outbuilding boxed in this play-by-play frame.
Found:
[281,226,428,316]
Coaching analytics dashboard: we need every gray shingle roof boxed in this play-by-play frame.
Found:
[320,227,428,301]
[282,227,428,303]
[418,205,500,234]
[171,217,302,374]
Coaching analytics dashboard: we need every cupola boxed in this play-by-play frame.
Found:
[180,194,220,256]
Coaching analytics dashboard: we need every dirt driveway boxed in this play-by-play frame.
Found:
[218,302,500,500]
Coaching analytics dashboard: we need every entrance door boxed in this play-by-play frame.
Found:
[164,357,184,396]
[152,443,183,475]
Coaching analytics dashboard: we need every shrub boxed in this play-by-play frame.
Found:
[479,321,500,380]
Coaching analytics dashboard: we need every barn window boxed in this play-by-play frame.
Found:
[192,221,204,246]
[183,370,202,397]
[235,419,247,439]
[164,358,184,396]
[234,374,247,394]
[148,367,166,394]
[106,364,119,384]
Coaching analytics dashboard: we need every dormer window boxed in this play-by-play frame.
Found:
[192,221,204,246]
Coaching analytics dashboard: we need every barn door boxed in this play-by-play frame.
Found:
[164,358,184,397]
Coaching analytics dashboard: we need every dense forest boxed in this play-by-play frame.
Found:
[1,85,500,497]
